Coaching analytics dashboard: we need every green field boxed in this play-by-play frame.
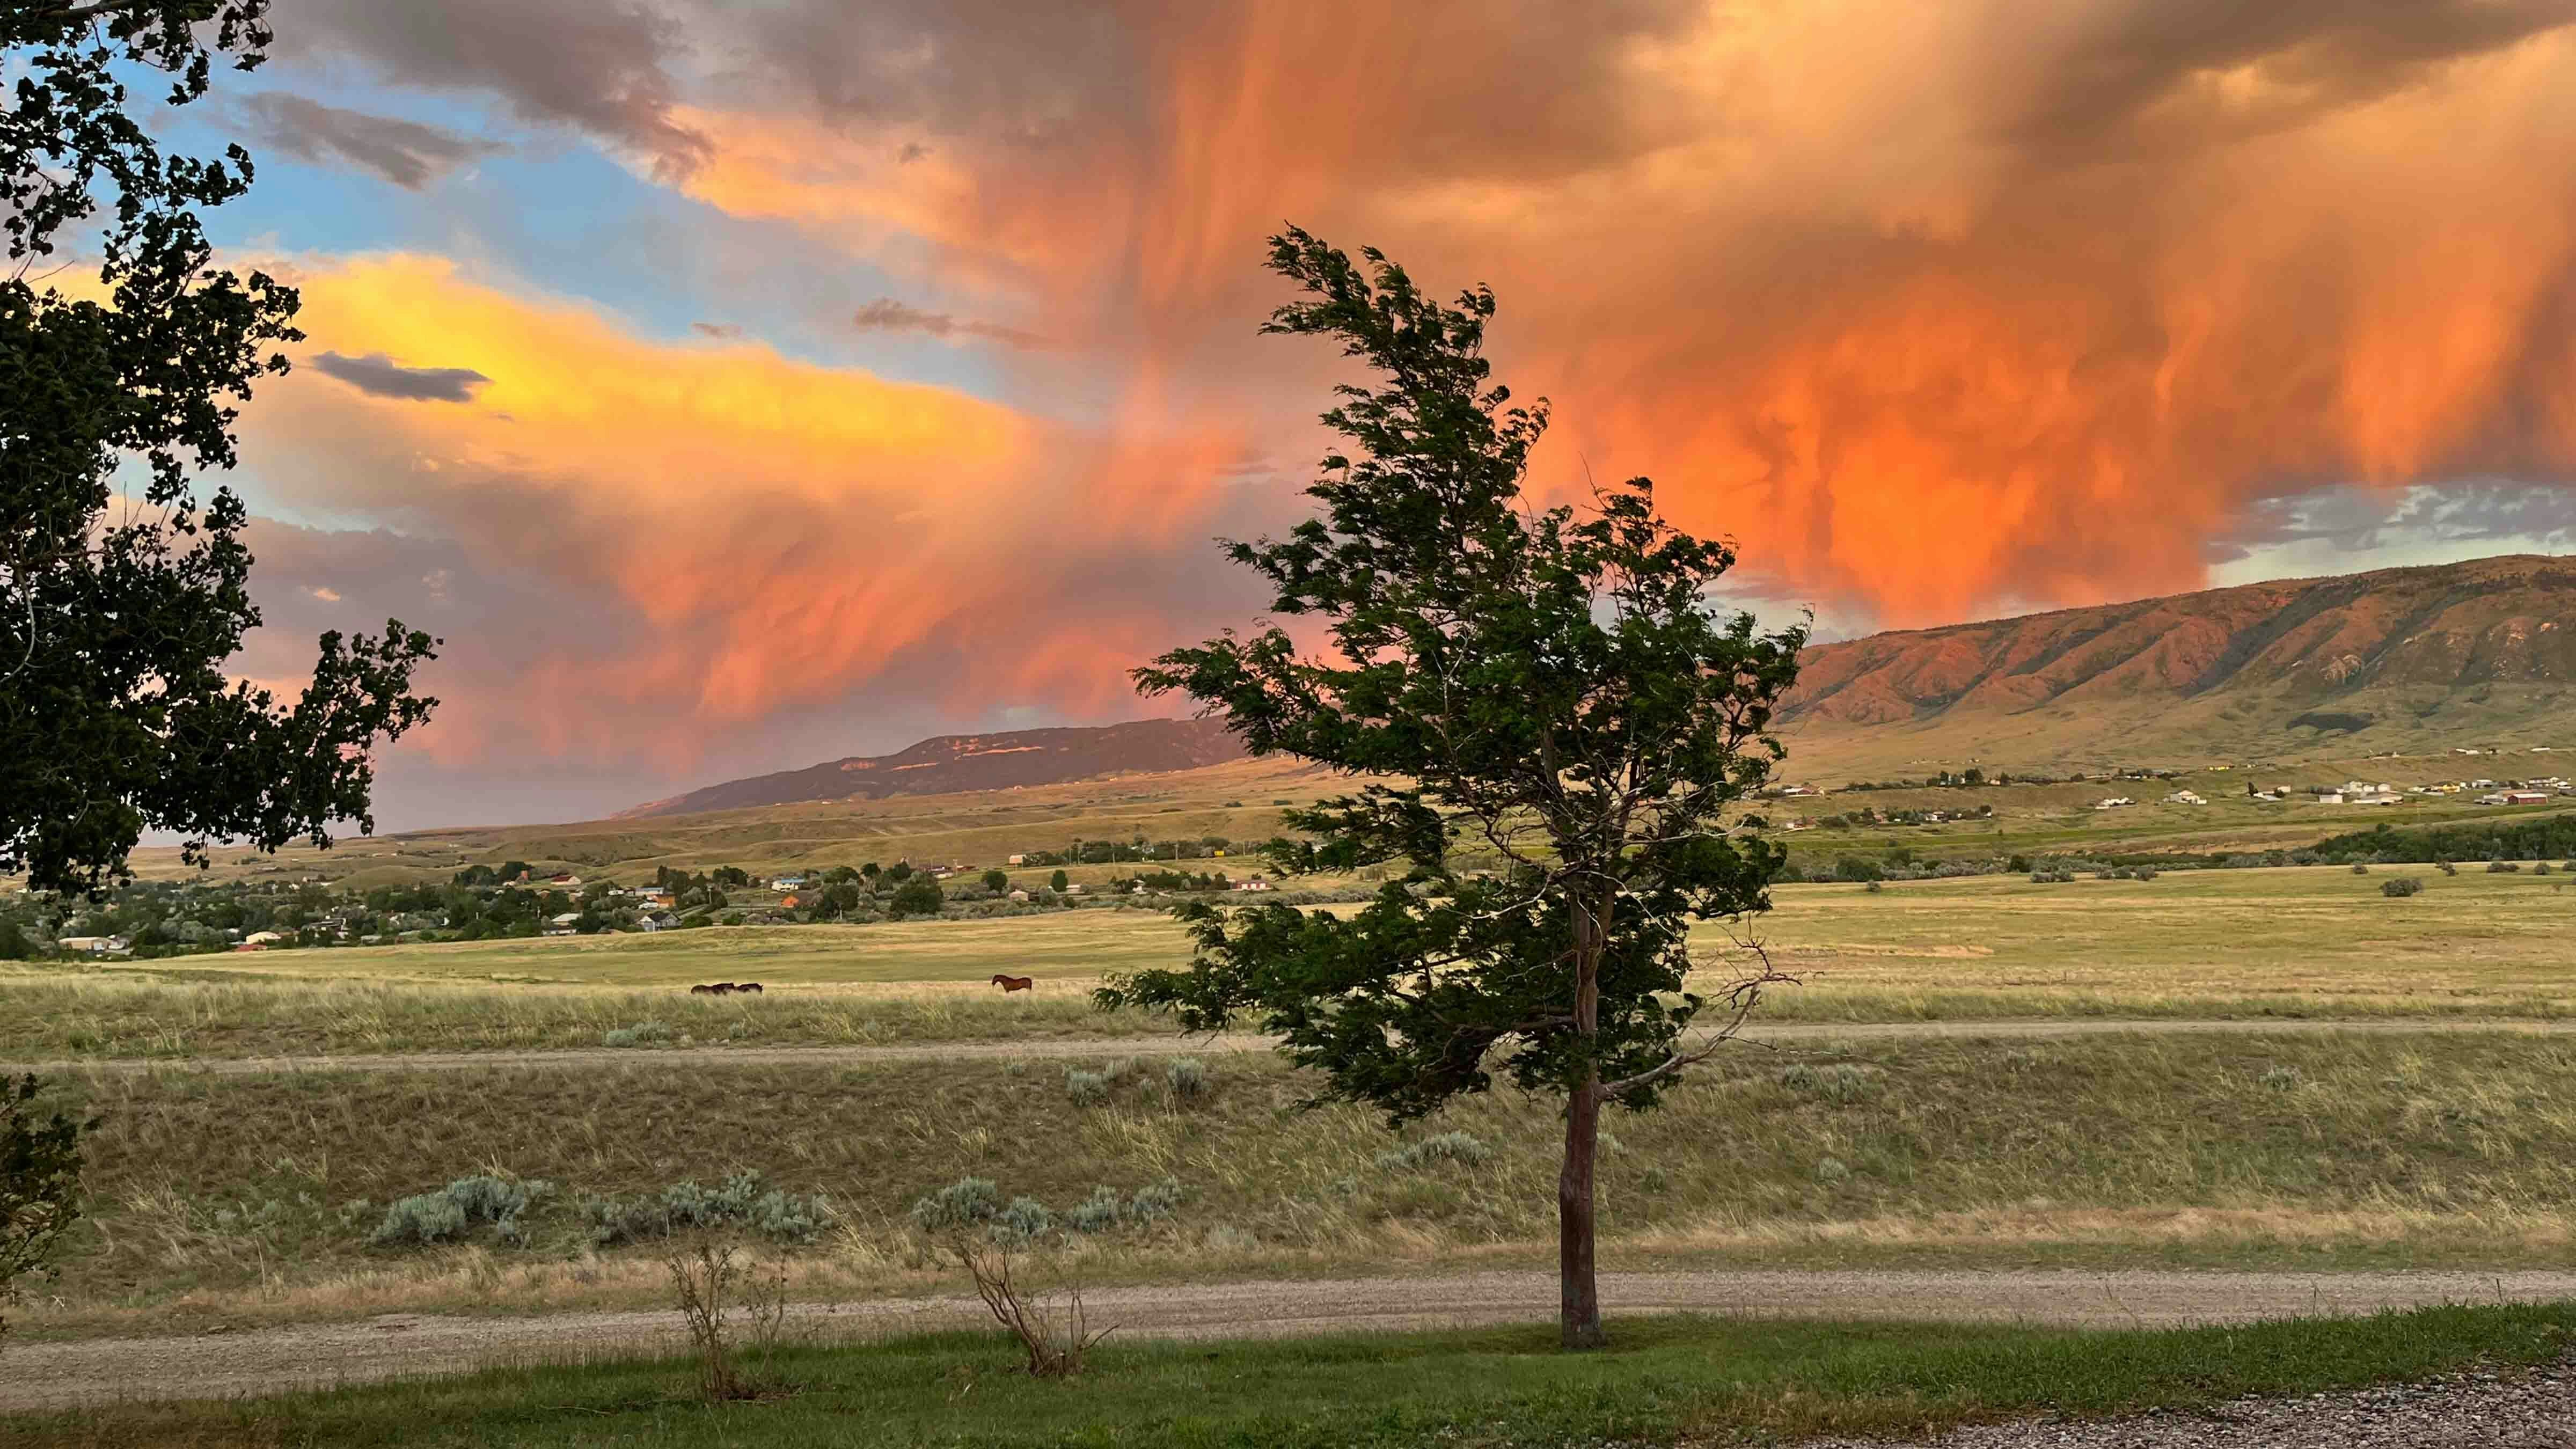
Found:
[10,1303,2574,1448]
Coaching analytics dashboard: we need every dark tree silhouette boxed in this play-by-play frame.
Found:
[3,1,437,892]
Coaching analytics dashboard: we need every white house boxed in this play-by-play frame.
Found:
[2164,790,2206,806]
[243,930,287,946]
[769,875,806,892]
[1233,876,1274,892]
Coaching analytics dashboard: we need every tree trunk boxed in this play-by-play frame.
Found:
[1560,894,1607,1349]
[1558,1072,1604,1349]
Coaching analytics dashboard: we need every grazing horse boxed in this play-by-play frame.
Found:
[990,974,1034,993]
[691,982,737,995]
[735,982,764,994]
[689,983,719,995]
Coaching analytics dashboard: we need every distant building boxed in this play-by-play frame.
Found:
[1007,854,1028,866]
[769,875,806,892]
[1007,889,1029,902]
[2164,790,2206,806]
[243,930,286,946]
[1233,876,1273,892]
[2505,791,2550,805]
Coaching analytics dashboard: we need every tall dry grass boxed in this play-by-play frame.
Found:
[27,1030,2576,1331]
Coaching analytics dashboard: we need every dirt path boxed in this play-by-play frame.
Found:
[11,1267,2576,1411]
[6,1016,2571,1079]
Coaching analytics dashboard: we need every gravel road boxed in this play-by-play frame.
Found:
[10,1268,2576,1412]
[8,1016,2571,1078]
[1807,1353,2576,1447]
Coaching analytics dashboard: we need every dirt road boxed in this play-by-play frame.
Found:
[8,1016,2571,1079]
[10,1267,2575,1411]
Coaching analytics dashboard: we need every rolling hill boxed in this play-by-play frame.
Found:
[1777,553,2575,773]
[614,717,1247,818]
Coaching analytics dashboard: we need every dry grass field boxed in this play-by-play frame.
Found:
[20,1029,2576,1337]
[8,865,2571,1063]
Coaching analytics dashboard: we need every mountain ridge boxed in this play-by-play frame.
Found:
[623,553,2574,819]
[615,717,1246,818]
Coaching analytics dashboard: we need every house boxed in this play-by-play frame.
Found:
[2505,791,2550,805]
[1007,889,1029,902]
[641,890,676,910]
[243,930,286,946]
[57,935,127,954]
[1007,854,1028,866]
[2164,790,2206,806]
[2478,792,2510,805]
[548,873,581,887]
[769,875,806,892]
[2094,797,2134,810]
[779,894,801,909]
[1064,883,1086,895]
[1233,876,1273,892]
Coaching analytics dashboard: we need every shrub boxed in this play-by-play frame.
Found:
[1164,1058,1209,1100]
[993,1196,1056,1245]
[370,1174,553,1248]
[1373,1132,1491,1173]
[2489,860,2522,874]
[2259,1065,2304,1090]
[2537,862,2555,876]
[1,1075,90,1347]
[1813,1157,1851,1184]
[602,1021,673,1048]
[2351,862,2369,875]
[1066,1186,1126,1234]
[2439,861,2460,876]
[1779,1062,1878,1103]
[585,1172,834,1247]
[1863,879,1884,895]
[910,1177,1002,1235]
[1065,1069,1109,1104]
[2382,877,2424,898]
[1126,1177,1185,1223]
[2133,866,2158,882]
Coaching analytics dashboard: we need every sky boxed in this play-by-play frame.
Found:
[103,0,2576,829]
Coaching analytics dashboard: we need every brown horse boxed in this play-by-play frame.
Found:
[735,982,764,994]
[691,982,737,995]
[990,974,1034,993]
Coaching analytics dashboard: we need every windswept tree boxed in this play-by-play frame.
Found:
[1102,230,1806,1349]
[3,1,437,894]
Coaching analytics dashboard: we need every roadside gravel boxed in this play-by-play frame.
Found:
[1803,1353,2576,1447]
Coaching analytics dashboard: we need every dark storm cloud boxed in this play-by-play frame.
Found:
[1993,0,2576,155]
[236,91,502,188]
[279,0,709,174]
[310,351,493,402]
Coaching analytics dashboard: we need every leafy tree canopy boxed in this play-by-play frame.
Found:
[3,0,437,893]
[1101,229,1805,1346]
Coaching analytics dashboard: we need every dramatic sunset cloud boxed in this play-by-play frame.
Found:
[239,255,1249,783]
[194,0,2576,821]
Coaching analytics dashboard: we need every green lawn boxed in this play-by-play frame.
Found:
[10,1304,2571,1448]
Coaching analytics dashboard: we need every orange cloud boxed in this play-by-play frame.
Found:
[240,254,1249,765]
[633,1,2576,626]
